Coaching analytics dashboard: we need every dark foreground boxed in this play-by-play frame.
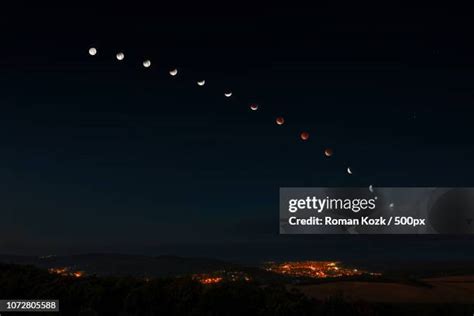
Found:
[0,263,473,315]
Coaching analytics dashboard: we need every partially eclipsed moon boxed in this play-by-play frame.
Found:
[169,68,178,76]
[88,47,97,56]
[300,132,309,141]
[276,117,285,125]
[324,148,333,157]
[224,91,232,97]
[369,185,374,193]
[197,80,205,86]
[143,60,151,68]
[347,167,353,175]
[250,104,258,111]
[116,52,125,61]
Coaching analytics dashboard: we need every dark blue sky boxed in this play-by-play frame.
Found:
[1,3,474,260]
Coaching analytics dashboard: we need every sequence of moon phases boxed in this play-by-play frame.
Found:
[90,48,354,176]
[300,132,309,141]
[116,52,125,61]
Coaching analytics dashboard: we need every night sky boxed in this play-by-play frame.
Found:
[1,3,474,262]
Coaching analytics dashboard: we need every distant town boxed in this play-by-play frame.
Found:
[263,261,380,279]
[48,267,85,278]
[47,260,380,284]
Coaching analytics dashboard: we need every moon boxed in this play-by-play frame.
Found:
[250,104,258,111]
[88,47,97,56]
[169,68,178,76]
[276,117,285,125]
[347,167,353,175]
[369,185,374,193]
[324,148,333,157]
[300,132,309,141]
[143,60,151,68]
[389,202,395,209]
[116,52,125,61]
[224,91,232,97]
[197,80,205,86]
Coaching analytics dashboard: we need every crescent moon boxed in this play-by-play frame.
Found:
[347,167,352,175]
[116,52,125,61]
[197,80,205,86]
[250,104,258,111]
[224,91,232,97]
[143,60,151,68]
[169,68,178,76]
[369,185,374,193]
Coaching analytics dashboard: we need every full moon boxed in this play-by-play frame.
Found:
[250,104,258,111]
[143,60,151,68]
[276,117,285,125]
[88,47,97,56]
[169,68,178,76]
[197,80,205,86]
[324,148,333,157]
[224,91,232,97]
[300,132,309,141]
[116,52,125,61]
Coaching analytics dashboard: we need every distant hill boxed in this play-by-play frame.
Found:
[0,254,240,277]
[2,253,474,280]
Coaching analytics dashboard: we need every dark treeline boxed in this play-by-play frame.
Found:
[0,263,472,316]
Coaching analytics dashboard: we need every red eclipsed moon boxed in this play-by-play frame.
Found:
[324,148,333,157]
[300,132,309,141]
[276,117,285,125]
